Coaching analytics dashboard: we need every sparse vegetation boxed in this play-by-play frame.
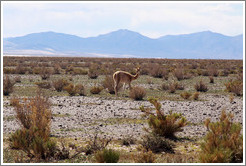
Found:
[35,81,52,89]
[40,67,51,80]
[134,150,156,163]
[9,91,55,160]
[95,149,120,163]
[88,68,99,79]
[53,79,69,92]
[64,83,86,96]
[180,91,192,100]
[140,133,174,153]
[209,76,214,83]
[195,80,208,92]
[140,98,187,139]
[225,80,243,96]
[199,110,243,163]
[192,92,200,100]
[3,75,16,96]
[130,86,146,100]
[90,86,103,94]
[3,56,243,163]
[102,75,115,94]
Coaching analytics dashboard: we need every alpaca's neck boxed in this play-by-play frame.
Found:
[133,72,139,80]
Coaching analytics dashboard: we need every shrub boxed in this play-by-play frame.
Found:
[180,91,192,99]
[64,84,78,96]
[225,80,243,96]
[151,66,168,80]
[130,86,146,100]
[168,82,184,93]
[121,136,135,146]
[3,75,15,96]
[76,84,86,96]
[40,67,51,80]
[15,65,27,74]
[88,68,99,79]
[140,98,187,139]
[53,64,61,74]
[220,69,230,77]
[72,68,88,75]
[168,84,176,93]
[140,133,174,153]
[102,76,115,94]
[199,110,243,163]
[52,79,69,92]
[195,80,208,92]
[192,92,200,100]
[9,92,55,160]
[173,82,184,90]
[90,86,103,94]
[64,83,85,96]
[209,76,214,83]
[208,67,219,77]
[35,81,52,89]
[173,68,184,81]
[84,132,112,155]
[201,70,209,76]
[95,149,120,163]
[3,67,16,74]
[161,83,169,91]
[65,64,74,74]
[134,150,156,163]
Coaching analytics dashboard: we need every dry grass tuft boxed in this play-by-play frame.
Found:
[130,86,146,100]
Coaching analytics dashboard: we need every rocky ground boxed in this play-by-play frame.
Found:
[3,93,243,141]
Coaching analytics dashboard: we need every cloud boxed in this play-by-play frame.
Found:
[2,2,244,38]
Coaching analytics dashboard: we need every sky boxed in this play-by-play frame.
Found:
[2,1,245,38]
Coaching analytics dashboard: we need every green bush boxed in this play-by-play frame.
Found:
[140,98,187,139]
[199,110,243,163]
[95,149,120,163]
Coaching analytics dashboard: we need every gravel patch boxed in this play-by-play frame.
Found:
[3,94,243,140]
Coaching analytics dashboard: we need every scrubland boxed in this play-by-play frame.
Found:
[2,56,243,163]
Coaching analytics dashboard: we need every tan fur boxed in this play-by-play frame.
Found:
[113,67,140,96]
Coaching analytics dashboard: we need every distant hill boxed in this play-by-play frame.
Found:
[3,29,243,59]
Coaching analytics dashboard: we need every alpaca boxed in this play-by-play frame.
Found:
[113,67,140,96]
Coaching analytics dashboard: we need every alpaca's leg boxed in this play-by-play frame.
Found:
[114,80,119,96]
[129,82,132,90]
[114,82,118,96]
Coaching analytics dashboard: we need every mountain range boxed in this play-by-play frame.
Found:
[3,29,243,59]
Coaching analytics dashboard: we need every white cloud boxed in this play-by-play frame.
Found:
[2,2,244,38]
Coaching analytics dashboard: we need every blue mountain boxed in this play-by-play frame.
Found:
[3,29,243,59]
